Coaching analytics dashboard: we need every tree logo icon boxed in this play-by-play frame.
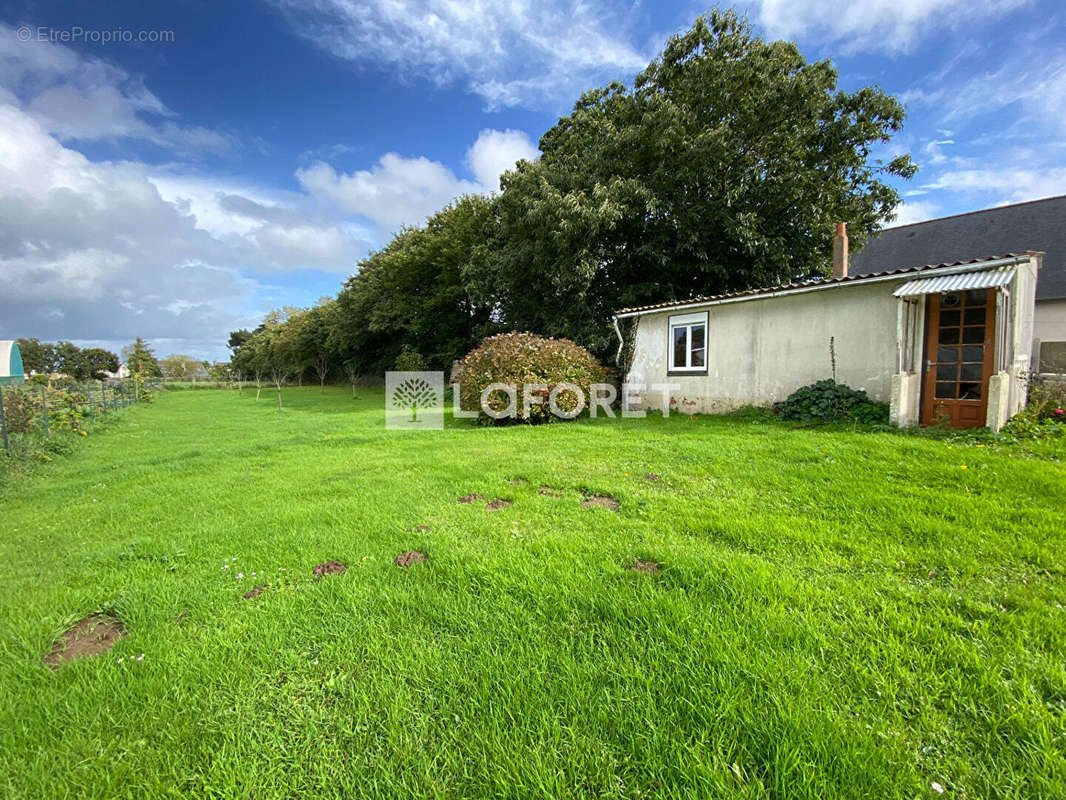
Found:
[392,377,436,422]
[385,371,444,430]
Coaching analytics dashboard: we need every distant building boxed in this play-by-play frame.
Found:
[0,340,25,385]
[102,363,131,380]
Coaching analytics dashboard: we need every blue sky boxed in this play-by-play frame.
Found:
[0,0,1063,361]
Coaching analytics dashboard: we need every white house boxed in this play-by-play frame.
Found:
[614,225,1041,432]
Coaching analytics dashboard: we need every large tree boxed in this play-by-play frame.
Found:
[15,338,57,375]
[337,195,497,372]
[484,10,915,357]
[122,338,162,377]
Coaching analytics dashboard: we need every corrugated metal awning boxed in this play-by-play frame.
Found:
[893,266,1015,297]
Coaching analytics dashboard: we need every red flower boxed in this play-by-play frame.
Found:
[1055,407,1064,416]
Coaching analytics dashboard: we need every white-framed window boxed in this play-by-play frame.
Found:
[668,311,708,373]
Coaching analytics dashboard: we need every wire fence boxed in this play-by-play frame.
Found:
[0,377,163,459]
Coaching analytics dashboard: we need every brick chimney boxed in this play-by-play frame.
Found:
[832,222,849,280]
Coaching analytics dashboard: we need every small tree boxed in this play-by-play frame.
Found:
[343,359,361,399]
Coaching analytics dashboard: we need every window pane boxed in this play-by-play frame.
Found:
[959,382,982,400]
[690,325,705,367]
[672,327,687,368]
[962,327,984,344]
[937,364,958,381]
[963,289,987,306]
[938,346,959,363]
[961,345,983,363]
[964,307,986,325]
[935,382,956,399]
[940,309,961,326]
[961,363,983,382]
[939,328,960,345]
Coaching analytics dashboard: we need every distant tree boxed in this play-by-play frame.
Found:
[122,338,162,377]
[227,329,252,353]
[15,338,57,374]
[79,348,120,381]
[54,341,83,377]
[160,354,202,380]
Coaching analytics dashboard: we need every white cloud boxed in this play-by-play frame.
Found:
[298,128,539,231]
[890,199,941,226]
[903,50,1066,135]
[268,0,649,109]
[753,0,1027,53]
[0,23,233,153]
[466,128,539,190]
[923,167,1066,203]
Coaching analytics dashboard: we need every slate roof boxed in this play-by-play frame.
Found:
[849,195,1066,301]
[614,254,1026,316]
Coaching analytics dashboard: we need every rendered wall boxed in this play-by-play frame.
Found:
[627,280,901,413]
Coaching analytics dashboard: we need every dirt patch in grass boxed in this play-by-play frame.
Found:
[394,551,428,568]
[411,524,430,532]
[509,478,528,486]
[632,560,662,575]
[646,473,661,482]
[538,486,562,497]
[313,561,347,578]
[174,611,188,625]
[243,586,266,600]
[486,498,513,511]
[581,494,620,511]
[458,493,484,504]
[44,614,125,668]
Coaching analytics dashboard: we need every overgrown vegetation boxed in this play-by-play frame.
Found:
[0,389,1062,797]
[774,379,889,424]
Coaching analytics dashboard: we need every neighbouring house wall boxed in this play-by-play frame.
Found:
[627,280,901,413]
[1034,298,1066,373]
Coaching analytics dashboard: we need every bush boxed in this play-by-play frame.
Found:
[774,379,887,424]
[999,378,1066,440]
[452,332,606,424]
[394,347,427,372]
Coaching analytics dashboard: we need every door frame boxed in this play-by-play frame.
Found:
[919,288,997,428]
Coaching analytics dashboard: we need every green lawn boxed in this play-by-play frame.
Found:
[1,388,1064,799]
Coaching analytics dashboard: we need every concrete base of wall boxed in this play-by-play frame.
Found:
[986,372,1011,433]
[890,372,921,428]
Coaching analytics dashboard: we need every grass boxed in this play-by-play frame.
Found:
[1,387,1064,799]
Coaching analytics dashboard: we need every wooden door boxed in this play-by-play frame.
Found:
[921,288,996,428]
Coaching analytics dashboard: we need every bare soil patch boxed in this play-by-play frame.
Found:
[243,586,266,600]
[313,561,347,578]
[581,494,620,511]
[486,498,513,511]
[411,524,430,532]
[646,473,661,482]
[395,551,428,568]
[458,493,484,504]
[44,614,125,668]
[632,560,662,575]
[509,478,528,486]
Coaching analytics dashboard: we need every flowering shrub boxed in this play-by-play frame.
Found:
[452,332,605,424]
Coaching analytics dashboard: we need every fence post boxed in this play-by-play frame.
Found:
[0,384,9,456]
[40,385,50,437]
[89,383,96,423]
